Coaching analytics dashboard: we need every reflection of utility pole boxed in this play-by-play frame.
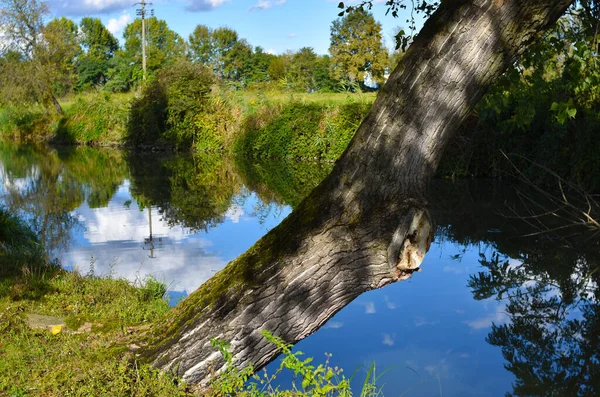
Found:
[144,206,156,258]
[135,0,154,80]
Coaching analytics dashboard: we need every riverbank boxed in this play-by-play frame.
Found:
[0,208,183,394]
[1,84,600,192]
[0,208,381,396]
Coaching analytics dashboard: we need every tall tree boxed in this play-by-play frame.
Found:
[42,17,80,96]
[314,55,337,92]
[267,54,287,82]
[0,0,66,113]
[188,24,212,65]
[188,25,254,84]
[77,18,119,90]
[247,46,274,83]
[123,17,186,77]
[141,0,575,385]
[289,47,317,92]
[329,8,388,90]
[79,17,118,60]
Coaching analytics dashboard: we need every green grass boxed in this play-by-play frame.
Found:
[55,92,132,144]
[233,97,372,161]
[237,91,376,107]
[0,264,390,396]
[0,207,392,396]
[0,261,184,396]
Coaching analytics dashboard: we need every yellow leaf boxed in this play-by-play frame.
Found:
[51,325,62,335]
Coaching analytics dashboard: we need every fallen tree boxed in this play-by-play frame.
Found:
[140,0,575,385]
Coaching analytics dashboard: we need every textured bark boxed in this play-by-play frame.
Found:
[50,93,63,115]
[141,0,574,385]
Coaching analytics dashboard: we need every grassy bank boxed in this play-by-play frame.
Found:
[0,93,132,145]
[0,208,386,396]
[0,207,183,395]
[2,73,599,191]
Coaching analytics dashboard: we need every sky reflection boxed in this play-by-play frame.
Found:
[57,180,291,296]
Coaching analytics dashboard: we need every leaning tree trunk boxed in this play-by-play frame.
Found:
[140,0,574,385]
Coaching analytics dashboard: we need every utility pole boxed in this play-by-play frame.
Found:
[135,0,154,81]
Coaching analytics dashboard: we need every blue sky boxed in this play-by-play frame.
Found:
[46,0,424,55]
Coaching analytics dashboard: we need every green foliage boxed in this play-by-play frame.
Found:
[329,8,388,89]
[438,3,600,191]
[43,17,80,97]
[56,92,130,144]
[127,60,234,151]
[104,54,137,93]
[260,331,351,396]
[0,105,55,139]
[138,275,168,303]
[235,97,371,161]
[80,17,119,60]
[0,207,46,272]
[123,17,187,77]
[190,26,251,83]
[76,17,120,91]
[0,0,63,111]
[206,330,385,396]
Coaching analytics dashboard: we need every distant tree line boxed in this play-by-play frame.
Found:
[0,0,397,114]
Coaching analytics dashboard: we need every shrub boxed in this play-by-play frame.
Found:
[56,93,130,144]
[127,60,235,151]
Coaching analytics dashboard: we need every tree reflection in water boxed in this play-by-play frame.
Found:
[0,143,128,253]
[467,212,600,395]
[3,143,599,394]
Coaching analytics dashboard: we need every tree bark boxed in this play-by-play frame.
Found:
[50,93,63,116]
[140,0,574,385]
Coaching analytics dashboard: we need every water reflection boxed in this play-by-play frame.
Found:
[469,235,600,395]
[0,143,598,395]
[0,143,327,299]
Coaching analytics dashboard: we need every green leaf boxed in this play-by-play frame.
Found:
[338,2,344,8]
[567,107,577,119]
[325,368,334,381]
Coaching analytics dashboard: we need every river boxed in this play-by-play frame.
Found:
[0,141,597,396]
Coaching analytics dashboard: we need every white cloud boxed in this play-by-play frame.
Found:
[186,0,231,11]
[265,49,277,55]
[382,333,395,346]
[324,321,344,329]
[57,183,229,293]
[384,295,396,309]
[249,0,286,11]
[443,265,466,274]
[465,303,509,330]
[287,33,297,38]
[49,0,134,16]
[364,301,376,314]
[106,12,132,36]
[225,204,244,224]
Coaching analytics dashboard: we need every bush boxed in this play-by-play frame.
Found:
[0,106,55,139]
[126,61,235,151]
[55,93,130,144]
[0,207,46,273]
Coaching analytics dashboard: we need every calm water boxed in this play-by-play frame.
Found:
[1,142,597,396]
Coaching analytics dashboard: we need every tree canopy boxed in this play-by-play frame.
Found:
[329,7,388,89]
[123,17,187,75]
